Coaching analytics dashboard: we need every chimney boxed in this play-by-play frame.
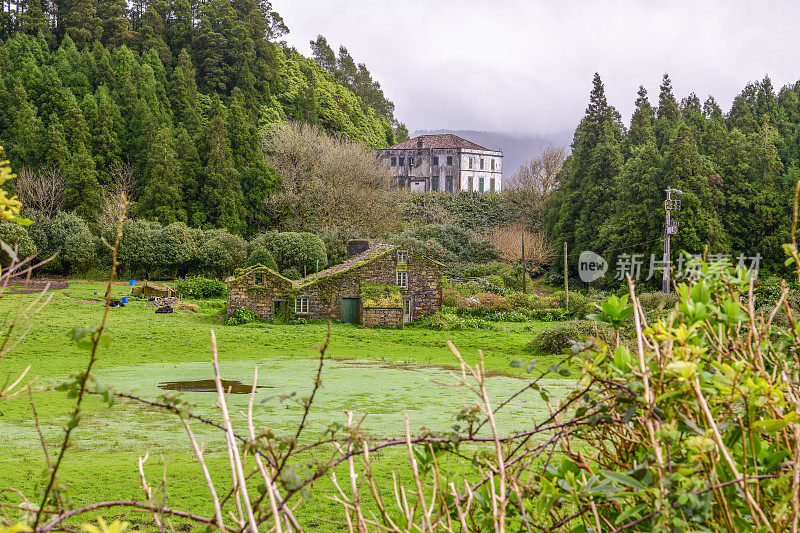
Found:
[417,137,423,149]
[347,239,370,259]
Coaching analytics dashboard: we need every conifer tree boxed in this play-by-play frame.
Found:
[169,49,202,133]
[626,85,655,150]
[200,97,245,233]
[96,0,132,48]
[138,126,185,224]
[657,73,680,122]
[4,81,39,166]
[173,125,203,226]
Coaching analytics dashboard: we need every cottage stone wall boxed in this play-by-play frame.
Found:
[227,248,443,326]
[226,271,292,319]
[363,308,403,328]
[299,251,442,322]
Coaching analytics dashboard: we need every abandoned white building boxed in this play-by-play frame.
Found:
[376,134,503,193]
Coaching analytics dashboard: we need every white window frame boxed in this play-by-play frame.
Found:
[294,296,309,314]
[397,250,408,264]
[396,271,408,288]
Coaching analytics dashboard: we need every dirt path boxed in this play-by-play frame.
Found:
[530,275,553,296]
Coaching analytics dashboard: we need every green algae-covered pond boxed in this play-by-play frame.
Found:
[91,357,572,444]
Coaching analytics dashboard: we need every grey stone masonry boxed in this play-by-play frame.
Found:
[225,244,443,327]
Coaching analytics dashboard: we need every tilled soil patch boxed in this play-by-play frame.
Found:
[4,277,69,294]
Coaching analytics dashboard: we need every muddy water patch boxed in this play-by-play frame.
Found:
[158,379,272,394]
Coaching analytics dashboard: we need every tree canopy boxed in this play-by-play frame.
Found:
[0,2,402,235]
[546,72,796,281]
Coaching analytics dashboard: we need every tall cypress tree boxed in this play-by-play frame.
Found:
[173,125,203,227]
[626,85,655,151]
[138,126,185,224]
[199,96,245,233]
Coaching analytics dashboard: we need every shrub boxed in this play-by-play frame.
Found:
[529,320,611,355]
[265,232,327,276]
[244,247,278,271]
[154,222,198,277]
[0,221,37,265]
[198,230,247,278]
[116,219,160,277]
[420,311,494,331]
[637,291,680,313]
[29,211,95,275]
[442,289,460,307]
[461,239,500,263]
[281,267,302,280]
[175,276,227,299]
[227,308,256,326]
[755,275,786,309]
[391,224,499,263]
[560,291,592,319]
[64,230,97,275]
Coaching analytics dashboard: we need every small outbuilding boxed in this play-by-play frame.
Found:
[225,243,443,327]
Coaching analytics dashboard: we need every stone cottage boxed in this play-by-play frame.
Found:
[225,243,443,327]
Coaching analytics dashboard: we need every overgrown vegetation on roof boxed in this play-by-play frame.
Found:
[360,283,402,308]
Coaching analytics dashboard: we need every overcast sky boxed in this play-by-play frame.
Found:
[274,0,800,136]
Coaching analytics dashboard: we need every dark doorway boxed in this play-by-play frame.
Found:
[342,298,359,323]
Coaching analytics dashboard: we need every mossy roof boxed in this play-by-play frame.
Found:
[225,264,294,285]
[226,246,444,291]
[296,244,399,289]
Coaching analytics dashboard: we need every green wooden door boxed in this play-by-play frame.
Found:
[342,298,359,323]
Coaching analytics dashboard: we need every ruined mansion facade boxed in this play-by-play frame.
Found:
[376,134,503,193]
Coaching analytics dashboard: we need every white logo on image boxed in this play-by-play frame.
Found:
[578,251,608,283]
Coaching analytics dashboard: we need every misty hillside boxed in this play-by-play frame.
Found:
[414,129,572,181]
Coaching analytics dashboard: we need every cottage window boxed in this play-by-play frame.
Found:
[480,158,484,170]
[391,157,396,166]
[491,159,495,171]
[432,156,439,166]
[468,176,474,191]
[479,177,485,193]
[446,155,453,165]
[396,271,408,288]
[254,272,264,285]
[490,178,496,193]
[445,175,453,192]
[409,157,414,166]
[468,157,473,169]
[397,250,408,264]
[294,297,309,314]
[431,175,439,191]
[399,157,404,166]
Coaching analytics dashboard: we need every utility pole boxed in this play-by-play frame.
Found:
[662,188,682,293]
[521,228,526,294]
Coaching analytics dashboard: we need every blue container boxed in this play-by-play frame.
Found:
[121,296,128,304]
[129,280,135,286]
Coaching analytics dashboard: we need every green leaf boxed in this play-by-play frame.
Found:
[615,503,647,525]
[600,470,646,491]
[751,419,789,433]
[509,359,525,368]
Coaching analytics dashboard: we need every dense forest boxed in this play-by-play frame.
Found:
[546,73,799,281]
[0,1,406,235]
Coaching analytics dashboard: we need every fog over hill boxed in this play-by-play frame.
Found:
[413,130,572,183]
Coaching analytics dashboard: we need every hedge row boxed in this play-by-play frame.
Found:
[2,212,328,280]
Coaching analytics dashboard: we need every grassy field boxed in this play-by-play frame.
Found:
[0,281,572,529]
